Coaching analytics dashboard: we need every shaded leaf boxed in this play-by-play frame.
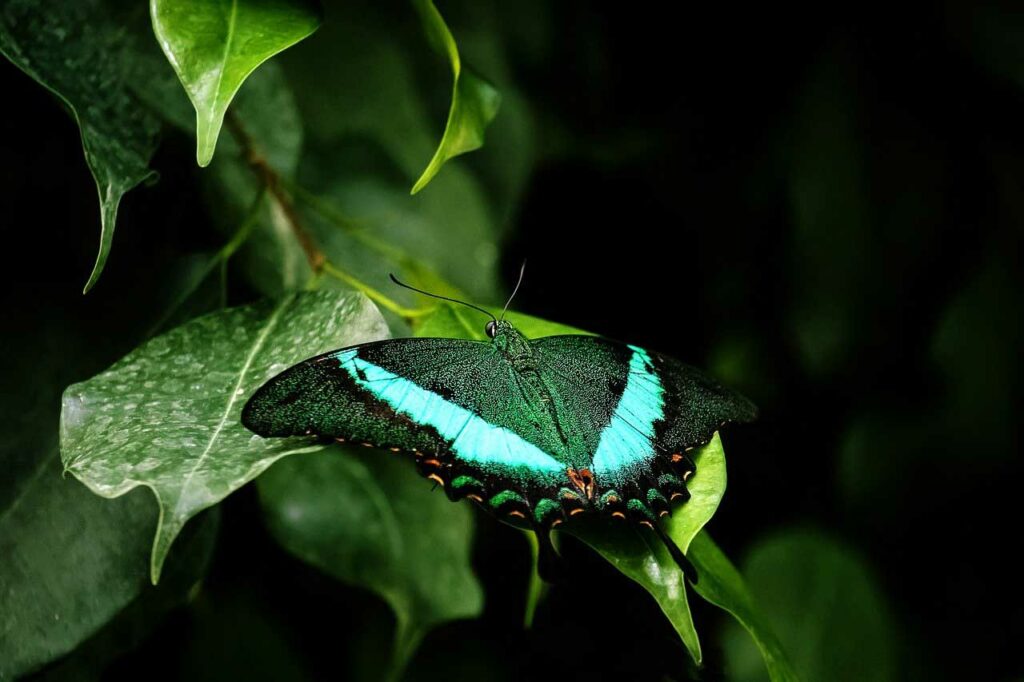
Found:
[176,581,316,682]
[410,0,501,194]
[60,291,388,582]
[151,0,321,166]
[257,445,483,675]
[688,532,799,681]
[274,1,503,298]
[787,51,867,376]
[300,139,501,305]
[716,530,894,681]
[0,0,160,292]
[837,252,1023,517]
[0,452,218,680]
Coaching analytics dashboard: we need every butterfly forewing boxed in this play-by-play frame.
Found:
[243,337,572,488]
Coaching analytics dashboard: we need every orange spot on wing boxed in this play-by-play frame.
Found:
[566,467,596,500]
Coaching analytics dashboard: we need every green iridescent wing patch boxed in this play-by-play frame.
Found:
[242,320,756,581]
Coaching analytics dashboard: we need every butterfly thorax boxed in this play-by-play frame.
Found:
[491,321,536,372]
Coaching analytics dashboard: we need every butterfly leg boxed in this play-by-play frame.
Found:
[531,521,565,585]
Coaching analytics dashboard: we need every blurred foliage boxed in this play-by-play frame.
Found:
[720,530,896,682]
[2,0,1022,680]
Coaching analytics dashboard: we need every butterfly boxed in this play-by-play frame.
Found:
[242,275,757,582]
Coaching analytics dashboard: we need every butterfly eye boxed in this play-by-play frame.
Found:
[485,320,498,338]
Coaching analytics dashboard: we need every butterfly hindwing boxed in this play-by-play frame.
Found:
[532,335,757,487]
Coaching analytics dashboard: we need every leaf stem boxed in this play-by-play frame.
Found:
[523,530,548,629]
[226,112,465,315]
[281,177,461,294]
[322,261,435,322]
[225,111,325,273]
[385,619,424,682]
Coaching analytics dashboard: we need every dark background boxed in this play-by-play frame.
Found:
[3,1,1021,680]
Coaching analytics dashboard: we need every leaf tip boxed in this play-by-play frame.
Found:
[82,186,123,293]
[409,175,430,195]
[195,113,223,168]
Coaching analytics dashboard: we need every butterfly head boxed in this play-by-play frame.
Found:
[485,319,516,339]
[485,319,510,339]
[487,320,533,360]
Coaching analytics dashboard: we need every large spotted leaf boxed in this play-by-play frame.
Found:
[60,291,388,582]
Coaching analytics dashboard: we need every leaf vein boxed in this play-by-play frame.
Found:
[171,295,290,519]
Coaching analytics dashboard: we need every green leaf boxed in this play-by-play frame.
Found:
[257,445,483,677]
[151,0,321,167]
[689,532,800,681]
[273,2,504,299]
[0,0,161,292]
[714,530,894,681]
[299,139,501,305]
[60,291,388,583]
[571,436,726,665]
[410,0,501,194]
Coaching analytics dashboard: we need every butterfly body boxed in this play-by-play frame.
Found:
[242,319,756,577]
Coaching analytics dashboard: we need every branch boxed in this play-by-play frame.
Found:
[224,111,324,273]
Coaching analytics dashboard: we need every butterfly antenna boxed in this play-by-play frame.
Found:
[499,260,528,321]
[389,274,496,322]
